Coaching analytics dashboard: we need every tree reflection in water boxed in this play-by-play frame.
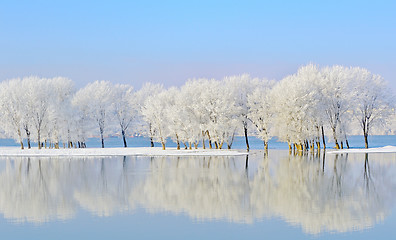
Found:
[0,151,395,234]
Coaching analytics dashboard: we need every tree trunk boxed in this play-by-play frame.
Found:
[122,129,127,147]
[228,130,236,149]
[176,134,180,150]
[202,131,206,149]
[18,129,24,149]
[100,132,104,148]
[161,141,166,150]
[149,123,154,147]
[332,128,340,149]
[321,126,326,149]
[244,125,250,151]
[364,134,369,149]
[206,131,212,149]
[37,130,41,149]
[25,128,31,149]
[264,141,268,152]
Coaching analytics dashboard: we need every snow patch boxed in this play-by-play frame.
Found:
[328,146,396,154]
[0,147,248,157]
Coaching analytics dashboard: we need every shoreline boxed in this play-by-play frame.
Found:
[0,147,248,157]
[327,145,396,154]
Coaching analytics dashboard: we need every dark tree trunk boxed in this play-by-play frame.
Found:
[37,130,41,149]
[149,123,154,147]
[244,125,250,151]
[332,127,340,149]
[206,131,212,149]
[122,129,127,147]
[321,126,326,149]
[100,131,105,148]
[364,134,369,149]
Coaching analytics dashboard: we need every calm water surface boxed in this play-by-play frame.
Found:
[0,150,396,239]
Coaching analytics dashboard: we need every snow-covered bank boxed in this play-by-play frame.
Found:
[0,147,248,157]
[328,146,396,154]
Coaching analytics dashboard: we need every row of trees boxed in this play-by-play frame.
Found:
[0,64,393,150]
[141,64,394,150]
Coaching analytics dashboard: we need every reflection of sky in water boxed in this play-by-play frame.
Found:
[0,151,396,239]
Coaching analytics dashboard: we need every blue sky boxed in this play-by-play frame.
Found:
[0,0,395,90]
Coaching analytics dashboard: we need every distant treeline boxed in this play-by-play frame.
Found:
[0,64,394,150]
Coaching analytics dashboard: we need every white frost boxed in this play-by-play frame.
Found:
[328,145,396,154]
[0,147,247,157]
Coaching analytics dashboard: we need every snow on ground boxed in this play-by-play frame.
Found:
[328,145,396,154]
[0,147,248,157]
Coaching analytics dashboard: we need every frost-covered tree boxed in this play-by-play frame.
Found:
[270,64,325,151]
[112,84,135,147]
[46,77,75,148]
[247,79,275,150]
[320,65,355,149]
[194,78,237,149]
[0,79,26,148]
[73,81,115,148]
[133,83,164,147]
[351,68,394,148]
[223,74,261,151]
[295,64,326,150]
[271,74,307,150]
[141,89,170,150]
[180,79,212,149]
[22,77,56,149]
